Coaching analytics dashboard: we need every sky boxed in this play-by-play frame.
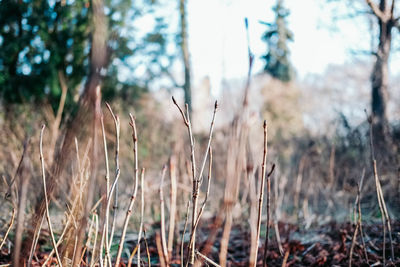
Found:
[187,0,400,94]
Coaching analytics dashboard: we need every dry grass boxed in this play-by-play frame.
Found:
[0,88,399,266]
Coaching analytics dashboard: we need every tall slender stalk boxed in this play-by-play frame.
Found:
[173,97,217,265]
[115,114,140,267]
[137,167,145,266]
[366,112,394,264]
[263,163,275,267]
[349,170,366,267]
[181,201,190,267]
[156,233,167,267]
[143,230,151,267]
[100,114,110,265]
[168,156,177,260]
[105,103,120,257]
[253,120,268,267]
[101,165,120,266]
[187,147,213,250]
[160,166,169,265]
[39,125,62,267]
[91,213,99,267]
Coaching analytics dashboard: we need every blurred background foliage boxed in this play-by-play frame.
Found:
[0,0,178,114]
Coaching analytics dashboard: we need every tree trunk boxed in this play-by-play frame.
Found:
[180,0,192,111]
[20,0,108,264]
[66,0,107,264]
[371,3,391,145]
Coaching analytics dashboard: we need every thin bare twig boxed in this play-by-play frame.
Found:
[0,208,15,250]
[181,200,191,267]
[127,244,139,267]
[144,229,152,267]
[105,103,120,259]
[195,250,221,267]
[99,113,109,267]
[248,166,258,267]
[156,233,167,267]
[253,120,268,267]
[263,164,276,267]
[349,171,366,267]
[115,114,140,267]
[41,183,85,267]
[188,147,213,250]
[281,251,289,267]
[12,138,31,267]
[39,125,62,267]
[79,213,96,266]
[100,114,110,265]
[27,215,45,267]
[91,213,99,267]
[160,166,170,265]
[173,97,218,265]
[102,166,120,266]
[172,97,197,265]
[168,156,178,260]
[366,112,394,263]
[5,138,30,203]
[138,166,146,267]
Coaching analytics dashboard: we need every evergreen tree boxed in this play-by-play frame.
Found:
[261,0,294,82]
[0,0,176,113]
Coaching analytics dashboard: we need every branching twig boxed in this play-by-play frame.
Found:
[349,170,367,267]
[187,147,213,250]
[173,97,218,265]
[366,112,394,263]
[366,0,387,21]
[115,114,140,267]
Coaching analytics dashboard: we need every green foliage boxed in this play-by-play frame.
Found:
[261,0,294,82]
[0,0,178,113]
[0,0,91,111]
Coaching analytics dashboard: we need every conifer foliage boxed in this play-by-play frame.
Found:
[261,0,294,82]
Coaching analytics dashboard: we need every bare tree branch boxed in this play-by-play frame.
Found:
[366,0,387,21]
[390,0,395,18]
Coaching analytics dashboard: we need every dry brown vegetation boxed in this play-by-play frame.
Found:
[0,81,399,266]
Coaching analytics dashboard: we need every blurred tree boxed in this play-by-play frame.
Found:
[179,0,192,111]
[5,0,178,264]
[328,0,399,144]
[363,0,395,142]
[261,0,294,82]
[0,0,176,114]
[0,0,89,112]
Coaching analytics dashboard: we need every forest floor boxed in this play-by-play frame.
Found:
[1,220,399,266]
